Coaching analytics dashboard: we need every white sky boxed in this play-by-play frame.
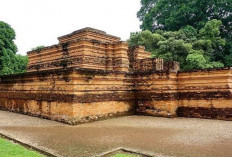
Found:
[1,0,141,55]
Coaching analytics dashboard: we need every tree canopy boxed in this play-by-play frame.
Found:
[0,21,28,75]
[135,0,232,69]
[137,0,231,38]
[128,19,225,70]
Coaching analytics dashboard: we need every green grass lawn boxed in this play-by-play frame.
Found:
[0,137,45,157]
[112,153,137,157]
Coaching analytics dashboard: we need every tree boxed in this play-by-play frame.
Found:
[15,55,28,73]
[198,20,226,63]
[224,39,232,67]
[138,0,231,38]
[137,0,159,31]
[185,54,207,70]
[137,0,232,67]
[0,21,28,75]
[129,30,164,52]
[128,19,225,70]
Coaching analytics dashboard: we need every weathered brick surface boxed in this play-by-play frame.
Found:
[134,71,179,117]
[136,68,232,119]
[0,27,232,124]
[0,68,135,124]
[177,107,232,120]
[176,68,232,120]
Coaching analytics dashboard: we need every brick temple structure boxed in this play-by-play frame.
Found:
[0,27,231,124]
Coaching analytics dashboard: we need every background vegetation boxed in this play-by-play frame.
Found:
[129,0,232,70]
[0,21,28,75]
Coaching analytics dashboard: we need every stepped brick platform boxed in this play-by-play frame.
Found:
[0,27,231,124]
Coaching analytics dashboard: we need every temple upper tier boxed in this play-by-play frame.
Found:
[27,27,152,72]
[28,27,179,72]
[58,27,121,43]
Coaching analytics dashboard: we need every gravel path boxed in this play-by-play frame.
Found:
[0,110,232,157]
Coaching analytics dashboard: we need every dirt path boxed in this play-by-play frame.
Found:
[0,111,232,157]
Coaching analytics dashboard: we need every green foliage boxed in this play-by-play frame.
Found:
[225,54,232,66]
[128,19,225,70]
[185,54,207,69]
[137,0,232,68]
[129,30,164,52]
[137,0,231,39]
[0,21,28,75]
[32,45,45,51]
[15,55,29,73]
[0,138,45,157]
[224,40,232,66]
[185,54,224,70]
